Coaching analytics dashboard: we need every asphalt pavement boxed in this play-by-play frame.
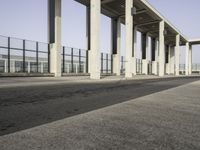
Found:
[0,76,200,149]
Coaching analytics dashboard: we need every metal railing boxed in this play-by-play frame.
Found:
[62,47,88,74]
[0,35,50,74]
[136,59,142,74]
[179,64,185,74]
[148,61,153,75]
[101,53,113,74]
[192,64,200,73]
[179,64,200,74]
[120,56,125,74]
[0,35,128,76]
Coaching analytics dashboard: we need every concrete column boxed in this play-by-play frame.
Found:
[141,33,148,75]
[155,38,159,62]
[86,6,91,73]
[155,38,159,75]
[67,64,70,73]
[11,60,15,73]
[189,45,192,75]
[169,46,175,74]
[175,34,180,76]
[111,17,121,76]
[48,0,62,77]
[41,62,44,73]
[89,0,101,79]
[132,26,137,75]
[158,20,165,76]
[75,64,78,74]
[4,60,7,73]
[185,42,189,75]
[166,45,170,74]
[28,62,31,73]
[125,0,135,78]
[152,38,158,75]
[151,39,155,75]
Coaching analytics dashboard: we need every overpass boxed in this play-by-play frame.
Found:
[48,0,200,79]
[0,0,199,79]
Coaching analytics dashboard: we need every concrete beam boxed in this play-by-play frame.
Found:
[136,20,160,27]
[119,9,148,17]
[102,0,115,4]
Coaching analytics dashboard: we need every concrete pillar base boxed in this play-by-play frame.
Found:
[113,54,121,76]
[131,57,136,76]
[89,50,100,80]
[4,60,7,73]
[165,63,170,74]
[11,61,15,73]
[50,43,62,77]
[152,61,157,75]
[142,59,148,75]
[87,50,91,74]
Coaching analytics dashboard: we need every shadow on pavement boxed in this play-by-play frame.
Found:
[0,77,199,136]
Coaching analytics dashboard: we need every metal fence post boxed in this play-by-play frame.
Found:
[121,56,123,74]
[141,59,143,74]
[111,54,113,74]
[86,50,89,73]
[106,54,108,74]
[79,49,81,73]
[48,44,50,73]
[8,37,10,73]
[63,47,65,73]
[136,59,137,74]
[71,48,74,73]
[23,40,26,73]
[36,42,39,73]
[101,53,103,74]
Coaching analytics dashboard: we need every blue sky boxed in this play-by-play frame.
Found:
[0,0,199,63]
